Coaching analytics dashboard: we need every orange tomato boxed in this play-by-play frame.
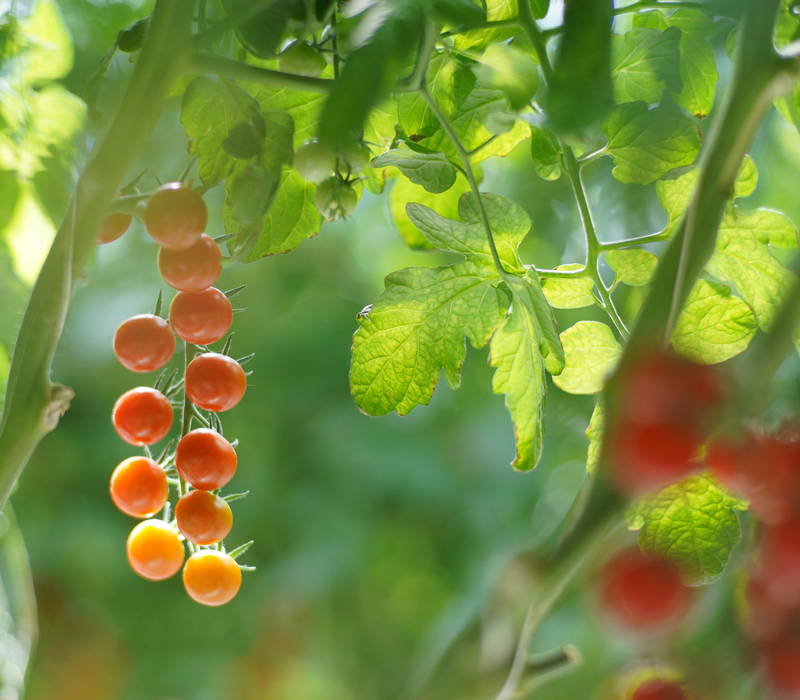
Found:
[183,550,242,606]
[169,287,232,345]
[185,353,246,412]
[176,490,233,545]
[175,428,238,490]
[112,387,173,445]
[126,519,184,580]
[110,456,168,518]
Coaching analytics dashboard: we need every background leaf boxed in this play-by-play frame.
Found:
[552,321,621,395]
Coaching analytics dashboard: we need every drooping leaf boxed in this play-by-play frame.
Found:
[628,475,746,584]
[552,321,621,395]
[611,27,682,105]
[671,279,758,364]
[489,277,552,471]
[548,0,613,133]
[605,101,701,185]
[605,248,658,286]
[541,266,595,308]
[372,148,456,193]
[351,262,508,415]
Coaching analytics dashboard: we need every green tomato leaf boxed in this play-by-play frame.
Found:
[586,401,604,474]
[388,174,470,249]
[628,475,745,584]
[675,31,718,119]
[611,27,682,105]
[230,169,323,261]
[405,192,531,270]
[181,76,265,186]
[372,148,456,194]
[473,44,539,111]
[250,86,326,148]
[548,0,613,133]
[707,208,799,330]
[552,321,621,395]
[605,101,701,185]
[318,2,424,149]
[397,53,474,141]
[671,279,758,364]
[21,0,72,83]
[489,277,552,471]
[452,0,519,51]
[350,262,508,415]
[605,248,658,286]
[530,125,562,181]
[541,266,595,308]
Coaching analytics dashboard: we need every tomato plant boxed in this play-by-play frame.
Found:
[5,0,800,697]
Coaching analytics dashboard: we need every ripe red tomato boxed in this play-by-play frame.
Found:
[112,387,173,445]
[169,287,232,345]
[743,574,792,643]
[126,519,184,580]
[759,519,800,606]
[598,547,692,635]
[609,421,701,496]
[144,182,207,250]
[113,314,175,373]
[175,490,233,545]
[182,550,242,606]
[619,347,724,427]
[762,637,800,699]
[110,456,168,518]
[158,233,222,292]
[631,678,688,700]
[185,353,246,412]
[98,212,132,244]
[175,428,237,490]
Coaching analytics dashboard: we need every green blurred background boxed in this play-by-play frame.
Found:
[3,1,800,698]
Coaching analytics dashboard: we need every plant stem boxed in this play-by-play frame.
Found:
[416,26,508,280]
[519,3,627,339]
[0,0,194,512]
[495,482,625,700]
[190,53,334,93]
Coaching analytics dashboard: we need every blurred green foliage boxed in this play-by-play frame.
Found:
[2,1,800,699]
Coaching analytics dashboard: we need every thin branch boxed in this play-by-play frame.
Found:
[190,53,334,93]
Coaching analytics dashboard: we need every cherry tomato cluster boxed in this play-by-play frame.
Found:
[103,182,252,607]
[705,428,800,697]
[607,346,726,497]
[293,138,368,221]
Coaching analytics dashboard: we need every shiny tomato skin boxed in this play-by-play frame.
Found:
[112,387,173,445]
[183,550,242,606]
[175,428,237,490]
[126,519,184,580]
[175,490,233,545]
[185,353,246,412]
[599,547,692,635]
[113,314,175,373]
[631,678,688,700]
[169,287,232,345]
[158,233,222,292]
[144,182,207,250]
[98,212,132,244]
[110,456,168,518]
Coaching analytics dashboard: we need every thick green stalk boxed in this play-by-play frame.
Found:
[0,0,195,511]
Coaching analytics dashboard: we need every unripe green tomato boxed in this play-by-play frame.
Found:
[278,40,327,77]
[117,18,148,53]
[294,140,335,183]
[315,177,358,221]
[339,141,371,173]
